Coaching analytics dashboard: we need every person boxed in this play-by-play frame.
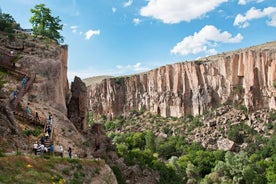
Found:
[68,147,72,159]
[22,76,27,89]
[50,144,54,156]
[45,131,49,140]
[40,136,45,145]
[47,126,51,137]
[39,143,45,155]
[13,90,17,99]
[26,106,31,118]
[59,145,63,158]
[33,141,38,155]
[35,111,39,122]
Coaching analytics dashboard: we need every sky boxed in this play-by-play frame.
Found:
[0,0,275,82]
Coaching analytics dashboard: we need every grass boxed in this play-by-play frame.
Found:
[0,155,105,184]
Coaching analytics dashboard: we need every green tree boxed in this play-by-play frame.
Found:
[145,130,155,152]
[30,4,63,43]
[0,13,20,32]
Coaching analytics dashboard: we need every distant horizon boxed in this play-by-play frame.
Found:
[1,0,275,82]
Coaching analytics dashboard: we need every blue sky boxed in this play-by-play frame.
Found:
[1,0,275,81]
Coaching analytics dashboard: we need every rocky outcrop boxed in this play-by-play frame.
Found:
[67,76,89,133]
[89,42,276,119]
[89,164,118,184]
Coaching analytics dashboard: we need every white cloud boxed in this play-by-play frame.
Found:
[70,25,78,33]
[112,7,117,13]
[133,18,141,25]
[171,25,243,56]
[140,0,227,24]
[85,29,100,40]
[234,7,276,28]
[123,0,133,7]
[116,62,149,72]
[238,0,264,5]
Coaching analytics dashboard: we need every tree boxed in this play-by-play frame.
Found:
[0,13,20,32]
[30,4,63,43]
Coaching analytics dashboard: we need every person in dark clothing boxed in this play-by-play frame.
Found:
[40,136,44,145]
[47,126,51,136]
[35,112,39,122]
[68,147,72,158]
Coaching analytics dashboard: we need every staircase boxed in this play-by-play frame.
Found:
[11,73,36,108]
[1,45,55,155]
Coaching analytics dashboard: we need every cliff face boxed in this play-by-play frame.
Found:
[89,42,276,119]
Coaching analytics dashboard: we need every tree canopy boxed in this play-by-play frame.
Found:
[29,4,63,43]
[0,12,20,32]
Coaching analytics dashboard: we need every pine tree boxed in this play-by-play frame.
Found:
[30,4,63,43]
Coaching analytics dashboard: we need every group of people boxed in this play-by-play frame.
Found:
[33,140,54,156]
[33,141,72,158]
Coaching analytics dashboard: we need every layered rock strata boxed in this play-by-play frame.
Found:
[89,42,276,119]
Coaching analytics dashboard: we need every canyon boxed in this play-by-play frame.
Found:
[88,42,276,120]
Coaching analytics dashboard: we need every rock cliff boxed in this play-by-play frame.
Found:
[89,42,276,119]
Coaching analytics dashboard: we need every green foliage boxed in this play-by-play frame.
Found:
[22,129,41,137]
[104,121,115,131]
[145,130,155,152]
[0,12,20,32]
[111,165,126,184]
[114,77,121,85]
[30,4,63,43]
[227,124,245,144]
[152,161,183,184]
[88,112,94,127]
[125,132,145,150]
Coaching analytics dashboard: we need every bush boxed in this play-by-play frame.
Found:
[22,129,41,137]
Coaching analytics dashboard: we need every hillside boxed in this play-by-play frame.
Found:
[0,154,116,184]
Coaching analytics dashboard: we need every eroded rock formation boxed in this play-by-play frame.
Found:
[89,42,276,119]
[67,76,89,133]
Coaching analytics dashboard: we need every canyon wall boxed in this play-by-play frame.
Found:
[89,42,276,119]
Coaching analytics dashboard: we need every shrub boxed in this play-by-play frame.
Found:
[22,129,41,137]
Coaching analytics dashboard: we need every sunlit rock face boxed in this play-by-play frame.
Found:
[89,42,276,119]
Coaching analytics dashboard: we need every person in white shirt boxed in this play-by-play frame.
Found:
[39,144,45,155]
[33,141,38,155]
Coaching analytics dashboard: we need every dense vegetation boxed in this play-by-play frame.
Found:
[103,109,276,183]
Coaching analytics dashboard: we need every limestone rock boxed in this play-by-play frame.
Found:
[89,42,276,119]
[217,138,235,151]
[67,76,89,133]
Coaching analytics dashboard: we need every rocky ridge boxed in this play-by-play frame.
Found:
[88,41,276,119]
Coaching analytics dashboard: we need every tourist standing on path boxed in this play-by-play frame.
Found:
[35,111,39,122]
[59,145,63,158]
[22,76,27,89]
[68,147,72,159]
[13,90,17,99]
[50,144,54,156]
[33,141,38,155]
[26,106,31,118]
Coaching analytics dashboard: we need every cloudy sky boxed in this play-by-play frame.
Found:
[1,0,275,81]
